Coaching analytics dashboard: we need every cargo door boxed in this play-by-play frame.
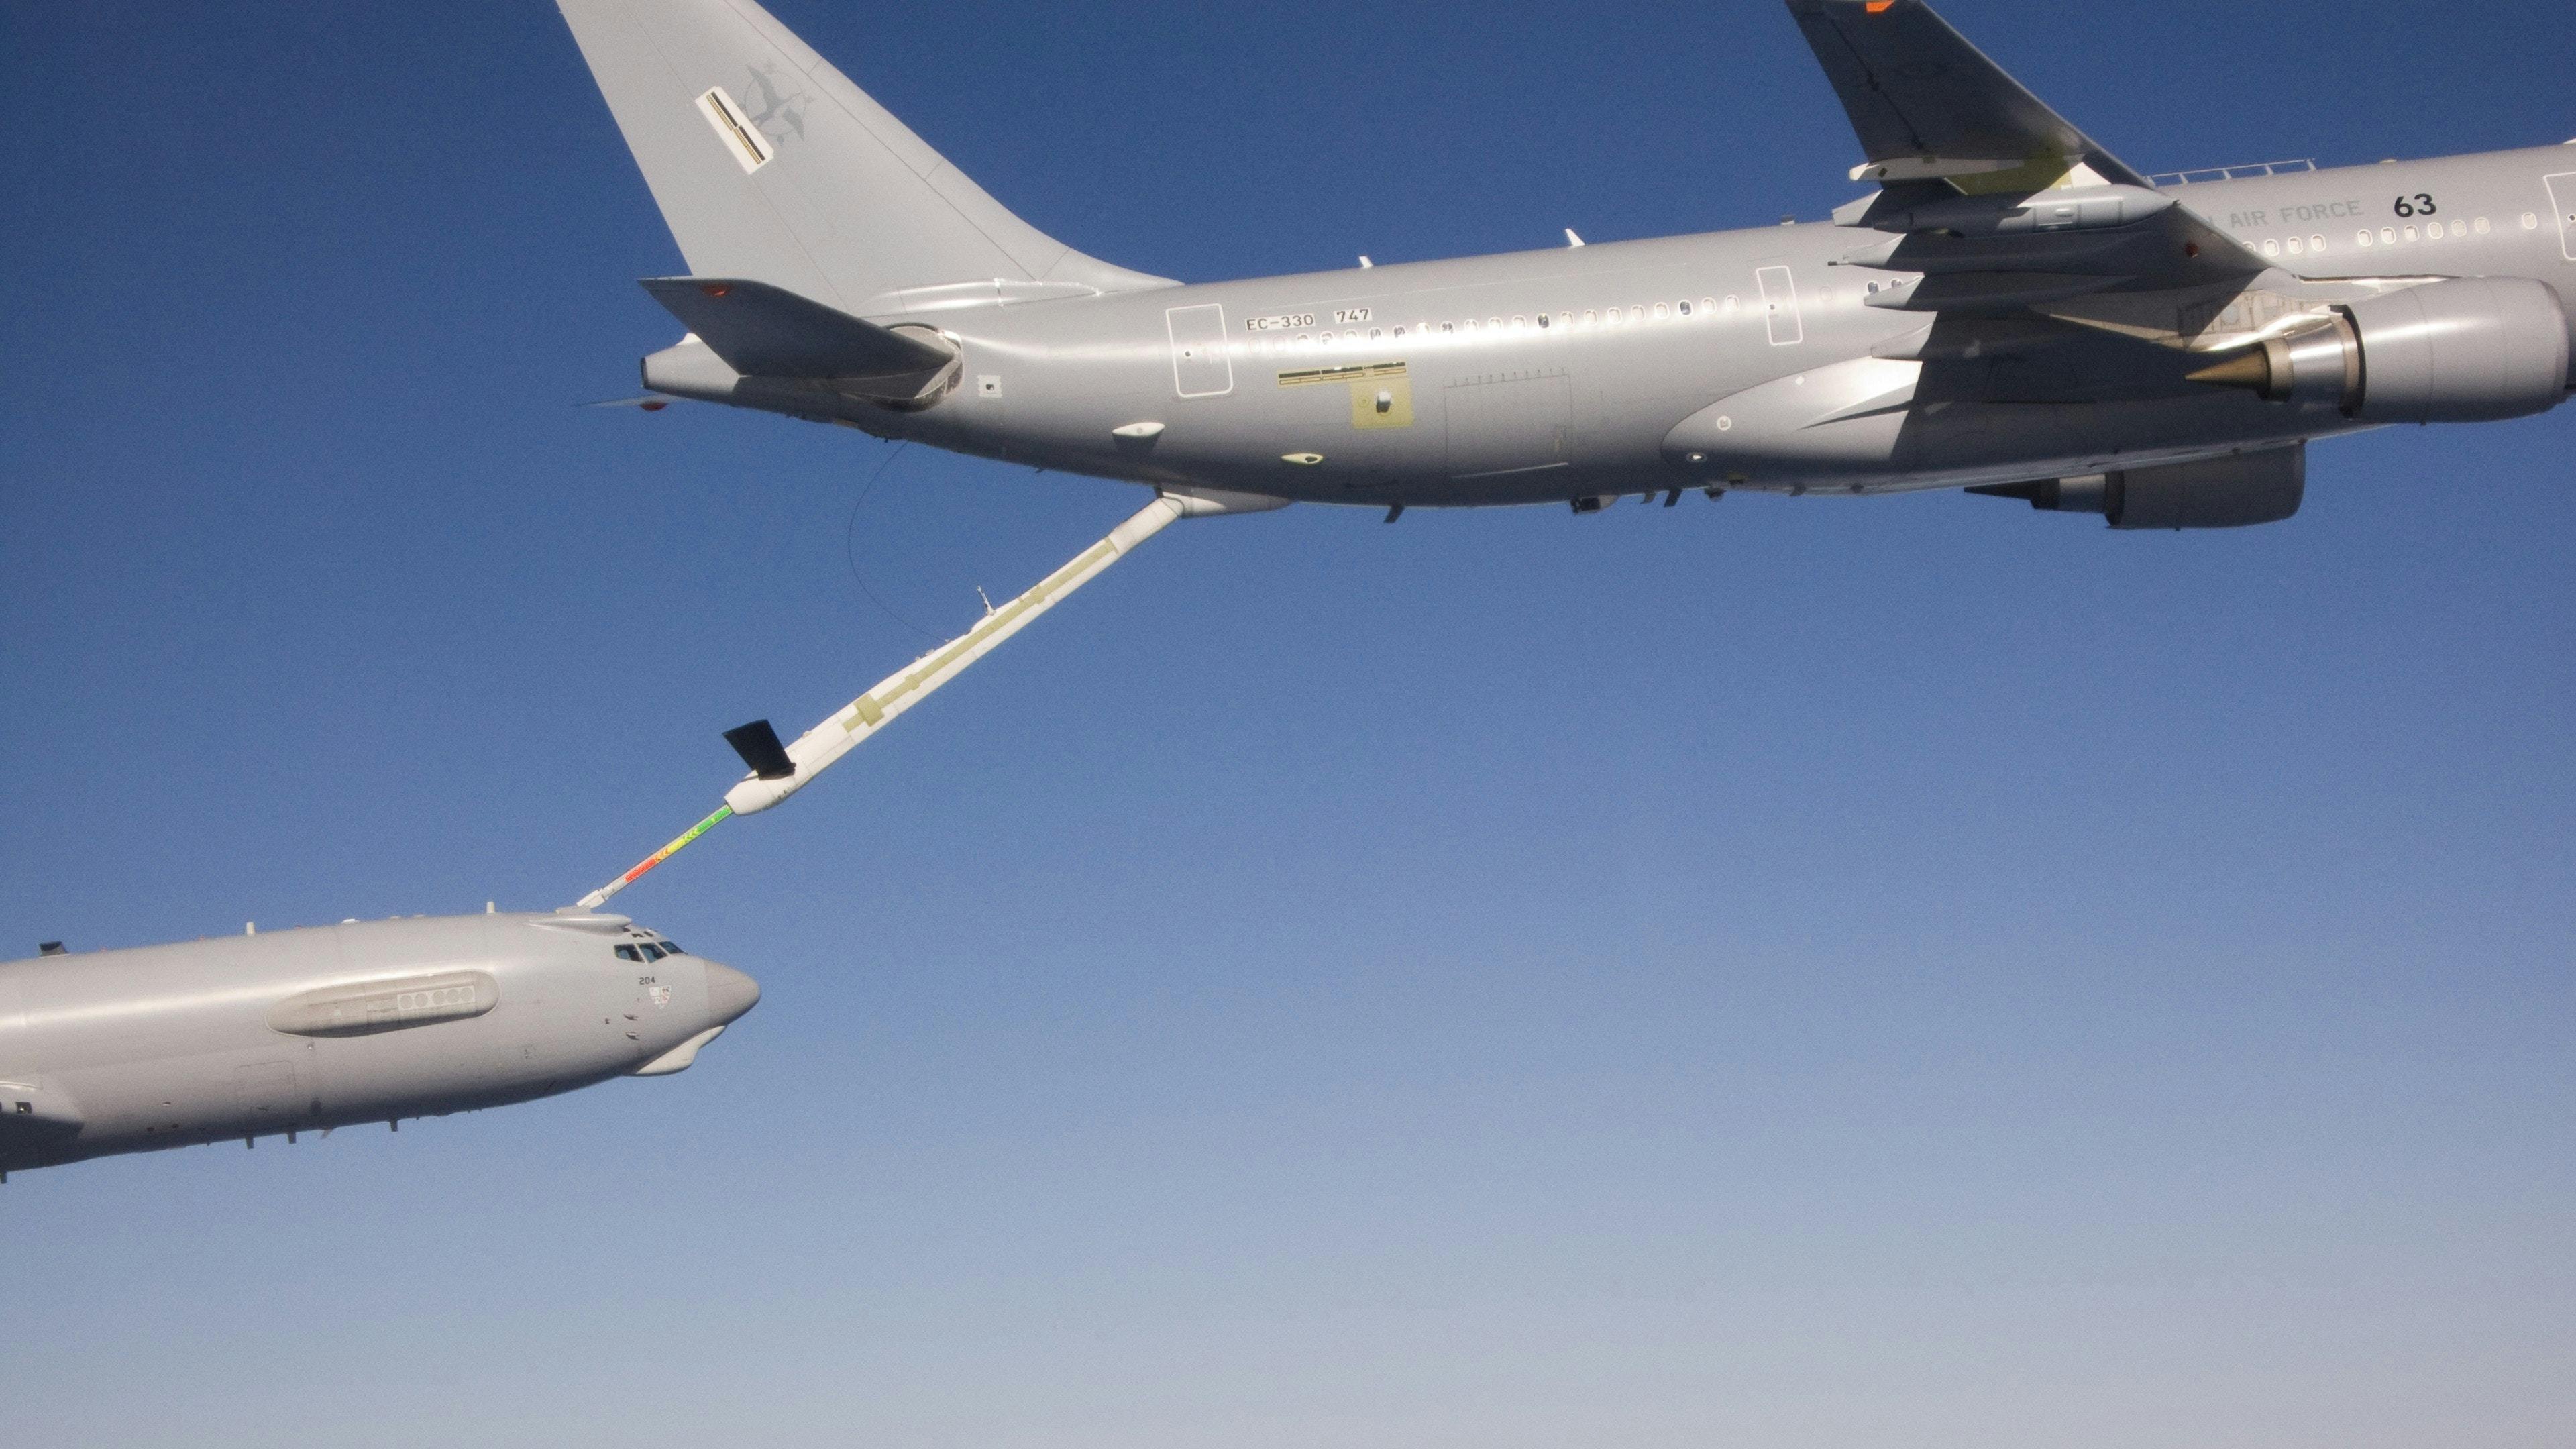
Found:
[231,1057,301,1134]
[1166,303,1234,398]
[1445,369,1571,479]
[2548,173,2576,262]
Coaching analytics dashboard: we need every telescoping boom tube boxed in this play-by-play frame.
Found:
[576,490,1265,910]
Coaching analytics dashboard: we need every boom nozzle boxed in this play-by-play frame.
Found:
[576,490,1265,907]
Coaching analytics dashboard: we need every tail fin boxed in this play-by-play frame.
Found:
[554,0,1171,316]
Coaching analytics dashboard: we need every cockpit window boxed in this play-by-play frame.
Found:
[659,942,684,955]
[614,945,641,962]
[639,943,668,961]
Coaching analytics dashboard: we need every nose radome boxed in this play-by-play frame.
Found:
[702,961,761,1024]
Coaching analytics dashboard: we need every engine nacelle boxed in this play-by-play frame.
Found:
[1968,446,2304,529]
[2188,277,2570,423]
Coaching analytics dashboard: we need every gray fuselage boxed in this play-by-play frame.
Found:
[676,146,2576,508]
[0,912,758,1176]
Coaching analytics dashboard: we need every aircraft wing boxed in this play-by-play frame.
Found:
[1786,0,2267,303]
[1788,0,2145,189]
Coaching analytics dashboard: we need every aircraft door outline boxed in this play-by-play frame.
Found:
[1757,266,1803,346]
[2546,173,2576,262]
[1166,304,1234,398]
[231,1056,301,1132]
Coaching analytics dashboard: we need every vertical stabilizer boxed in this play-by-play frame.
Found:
[555,0,1171,315]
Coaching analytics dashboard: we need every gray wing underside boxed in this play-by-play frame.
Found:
[1787,0,2146,187]
[1786,0,2267,297]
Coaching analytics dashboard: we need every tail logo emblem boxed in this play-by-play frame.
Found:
[739,63,808,148]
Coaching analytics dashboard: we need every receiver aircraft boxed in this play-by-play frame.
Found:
[0,912,759,1177]
[557,0,2573,529]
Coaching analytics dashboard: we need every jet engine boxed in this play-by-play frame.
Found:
[1968,446,2304,529]
[2187,277,2571,423]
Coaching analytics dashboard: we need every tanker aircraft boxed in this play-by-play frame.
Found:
[558,0,2574,529]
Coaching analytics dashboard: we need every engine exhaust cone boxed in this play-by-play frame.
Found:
[2186,350,2273,392]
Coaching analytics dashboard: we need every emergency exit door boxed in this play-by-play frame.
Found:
[1166,304,1234,398]
[2548,173,2576,262]
[1756,265,1803,345]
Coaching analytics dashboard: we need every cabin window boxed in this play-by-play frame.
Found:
[1441,322,1454,333]
[1654,302,1670,319]
[2311,233,2325,251]
[1369,327,1382,340]
[1392,326,1406,337]
[2404,224,2419,241]
[1536,313,1550,328]
[1724,295,1739,312]
[2286,236,2302,255]
[1488,317,1501,329]
[2263,239,2281,256]
[2450,219,2465,237]
[1584,309,1597,324]
[2524,213,2540,229]
[2475,217,2491,234]
[1677,299,1692,316]
[1702,297,1717,313]
[2357,229,2374,247]
[1512,314,1526,327]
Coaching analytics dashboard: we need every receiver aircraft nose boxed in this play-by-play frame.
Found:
[702,961,761,1025]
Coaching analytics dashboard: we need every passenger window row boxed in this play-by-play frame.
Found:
[2328,214,2534,252]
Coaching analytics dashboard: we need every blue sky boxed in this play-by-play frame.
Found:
[3,1,2572,1444]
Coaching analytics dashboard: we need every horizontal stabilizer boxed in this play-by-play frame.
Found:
[640,277,953,379]
[723,719,796,780]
